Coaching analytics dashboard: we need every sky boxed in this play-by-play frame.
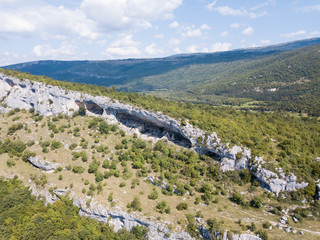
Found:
[0,0,320,66]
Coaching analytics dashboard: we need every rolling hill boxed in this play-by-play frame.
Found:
[3,37,320,116]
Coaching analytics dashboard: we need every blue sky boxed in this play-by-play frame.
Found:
[0,0,319,66]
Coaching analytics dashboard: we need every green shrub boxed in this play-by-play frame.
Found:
[72,166,85,174]
[8,123,23,134]
[148,189,158,200]
[176,202,188,211]
[127,197,142,211]
[6,159,16,167]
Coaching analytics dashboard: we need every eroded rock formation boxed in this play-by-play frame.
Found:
[28,156,61,171]
[0,74,308,195]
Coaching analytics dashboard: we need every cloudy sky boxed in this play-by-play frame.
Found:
[0,0,319,66]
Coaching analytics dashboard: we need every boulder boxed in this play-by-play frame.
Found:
[73,197,194,240]
[28,156,61,171]
[292,216,299,223]
[280,216,287,224]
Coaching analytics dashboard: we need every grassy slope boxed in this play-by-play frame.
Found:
[1,68,320,183]
[138,45,320,115]
[1,110,320,239]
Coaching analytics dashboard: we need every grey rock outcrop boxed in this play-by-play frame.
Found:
[231,233,261,240]
[73,197,193,240]
[250,157,308,195]
[28,156,61,171]
[29,184,58,205]
[0,73,308,195]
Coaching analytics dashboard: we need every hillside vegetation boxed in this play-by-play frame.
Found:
[3,39,320,116]
[1,69,320,184]
[0,177,148,239]
[1,70,320,238]
[0,107,319,239]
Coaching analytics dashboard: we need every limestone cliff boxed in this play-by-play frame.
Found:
[0,73,308,195]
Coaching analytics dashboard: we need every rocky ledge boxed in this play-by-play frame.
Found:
[0,74,308,195]
[28,156,61,171]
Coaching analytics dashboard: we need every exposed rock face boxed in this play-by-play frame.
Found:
[28,156,61,171]
[250,157,308,195]
[73,197,193,240]
[231,233,261,240]
[220,231,261,240]
[0,74,308,195]
[29,185,58,205]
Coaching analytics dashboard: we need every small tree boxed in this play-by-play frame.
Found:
[78,105,86,116]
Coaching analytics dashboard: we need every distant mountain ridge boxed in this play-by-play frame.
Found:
[3,37,320,88]
[3,37,320,116]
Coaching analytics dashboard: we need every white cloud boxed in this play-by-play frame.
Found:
[248,11,267,18]
[0,0,183,41]
[214,5,266,18]
[154,34,164,39]
[221,31,228,37]
[230,23,240,29]
[200,24,211,30]
[186,42,231,53]
[206,0,217,11]
[0,51,24,66]
[0,11,36,38]
[250,0,275,11]
[173,47,181,54]
[181,27,202,38]
[260,39,271,44]
[298,5,320,12]
[309,31,320,37]
[81,0,182,31]
[145,43,163,55]
[169,21,180,28]
[242,26,254,35]
[214,6,246,16]
[180,24,211,38]
[168,38,181,46]
[32,42,76,58]
[280,30,306,38]
[0,4,99,40]
[103,34,141,58]
[210,42,231,52]
[186,45,198,53]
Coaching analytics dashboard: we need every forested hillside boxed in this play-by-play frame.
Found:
[1,68,320,183]
[3,39,320,116]
[0,178,148,239]
[1,70,320,239]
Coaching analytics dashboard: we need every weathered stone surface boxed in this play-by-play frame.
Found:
[28,156,61,171]
[73,197,194,240]
[0,73,309,196]
[53,188,70,196]
[29,185,58,205]
[280,216,287,224]
[292,216,299,223]
[232,233,261,240]
[284,227,291,233]
[221,231,261,240]
[250,157,308,195]
[220,157,236,172]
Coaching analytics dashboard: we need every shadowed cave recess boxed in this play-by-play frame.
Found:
[79,100,194,149]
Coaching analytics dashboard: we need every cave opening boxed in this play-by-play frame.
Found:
[196,147,222,161]
[112,110,192,148]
